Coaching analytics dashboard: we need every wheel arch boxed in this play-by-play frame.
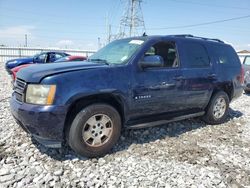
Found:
[63,92,127,141]
[212,82,234,102]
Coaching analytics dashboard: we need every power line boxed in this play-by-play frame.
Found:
[167,0,250,10]
[147,15,250,30]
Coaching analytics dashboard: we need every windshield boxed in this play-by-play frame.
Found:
[89,38,145,65]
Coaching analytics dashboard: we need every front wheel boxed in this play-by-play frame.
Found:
[68,104,121,157]
[203,91,229,125]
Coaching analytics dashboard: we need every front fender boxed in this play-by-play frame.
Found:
[65,90,129,120]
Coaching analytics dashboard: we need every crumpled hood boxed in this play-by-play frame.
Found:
[17,61,107,83]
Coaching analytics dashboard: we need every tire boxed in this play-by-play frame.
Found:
[68,104,121,157]
[244,90,250,94]
[203,91,229,125]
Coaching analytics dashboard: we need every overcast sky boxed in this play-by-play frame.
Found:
[0,0,249,51]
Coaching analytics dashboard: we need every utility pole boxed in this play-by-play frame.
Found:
[129,0,134,37]
[117,0,146,39]
[106,13,109,45]
[25,34,28,47]
[98,37,101,49]
[108,24,112,43]
[105,11,112,44]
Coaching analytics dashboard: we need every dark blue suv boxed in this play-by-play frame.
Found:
[10,35,243,157]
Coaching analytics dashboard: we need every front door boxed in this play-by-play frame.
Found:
[131,40,185,118]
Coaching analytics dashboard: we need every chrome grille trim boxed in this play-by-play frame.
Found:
[14,78,27,102]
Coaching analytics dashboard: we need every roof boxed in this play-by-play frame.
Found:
[130,34,225,45]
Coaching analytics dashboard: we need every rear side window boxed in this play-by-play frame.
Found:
[212,45,240,66]
[184,43,210,68]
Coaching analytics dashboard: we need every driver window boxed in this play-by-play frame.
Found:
[37,53,46,62]
[144,42,179,68]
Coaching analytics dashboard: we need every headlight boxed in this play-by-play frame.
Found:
[26,84,56,105]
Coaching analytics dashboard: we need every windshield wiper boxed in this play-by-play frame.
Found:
[88,58,109,65]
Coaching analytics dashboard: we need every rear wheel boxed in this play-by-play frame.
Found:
[68,104,121,157]
[244,89,250,94]
[203,91,229,125]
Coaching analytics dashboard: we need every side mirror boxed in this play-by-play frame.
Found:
[139,55,164,69]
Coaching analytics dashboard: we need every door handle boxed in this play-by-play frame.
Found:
[207,73,217,79]
[173,76,185,81]
[161,82,176,87]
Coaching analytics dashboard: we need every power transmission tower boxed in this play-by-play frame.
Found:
[117,0,146,39]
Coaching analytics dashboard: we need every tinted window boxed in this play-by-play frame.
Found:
[244,56,250,65]
[212,45,239,66]
[184,43,210,68]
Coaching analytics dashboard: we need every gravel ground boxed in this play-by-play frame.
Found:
[0,63,250,188]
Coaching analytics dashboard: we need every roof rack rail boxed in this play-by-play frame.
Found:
[171,34,224,43]
[172,34,194,38]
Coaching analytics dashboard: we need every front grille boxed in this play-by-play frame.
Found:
[14,78,27,102]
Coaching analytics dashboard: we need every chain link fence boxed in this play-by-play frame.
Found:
[0,47,96,63]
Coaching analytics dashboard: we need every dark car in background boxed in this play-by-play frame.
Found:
[10,55,87,81]
[10,35,244,157]
[5,51,69,74]
[242,56,250,93]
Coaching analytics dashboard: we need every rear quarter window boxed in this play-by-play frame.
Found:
[211,45,240,67]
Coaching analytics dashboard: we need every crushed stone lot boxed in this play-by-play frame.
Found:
[0,63,250,188]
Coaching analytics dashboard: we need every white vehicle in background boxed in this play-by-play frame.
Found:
[242,56,250,93]
[238,51,250,64]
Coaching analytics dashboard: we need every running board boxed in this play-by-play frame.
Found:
[128,111,205,129]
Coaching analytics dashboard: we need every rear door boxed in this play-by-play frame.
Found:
[178,41,215,110]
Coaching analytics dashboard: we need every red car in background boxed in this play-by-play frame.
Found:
[11,56,87,81]
[11,64,31,81]
[55,55,87,62]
